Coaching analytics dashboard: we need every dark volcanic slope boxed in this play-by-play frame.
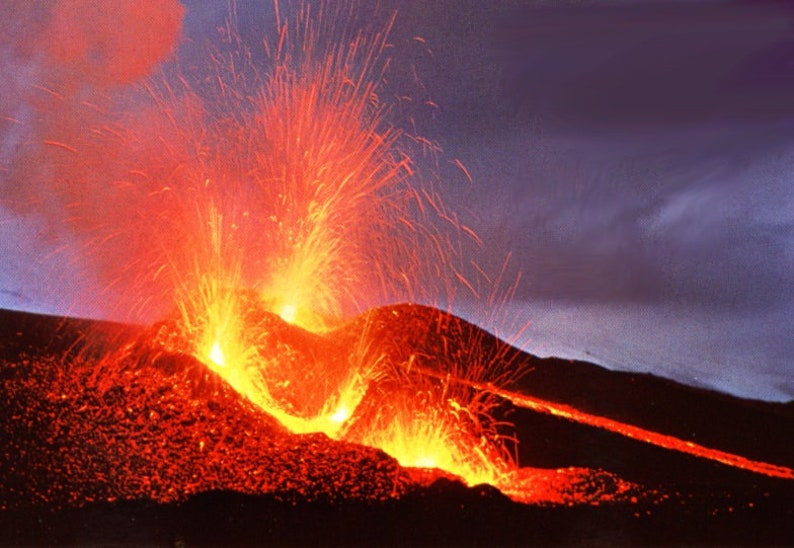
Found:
[1,305,793,545]
[0,308,411,511]
[355,304,794,468]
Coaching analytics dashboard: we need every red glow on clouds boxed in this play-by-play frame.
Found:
[46,0,185,85]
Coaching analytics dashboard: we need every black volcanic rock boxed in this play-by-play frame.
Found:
[1,305,793,545]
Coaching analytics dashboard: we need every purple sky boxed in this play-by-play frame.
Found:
[377,0,794,401]
[1,1,792,401]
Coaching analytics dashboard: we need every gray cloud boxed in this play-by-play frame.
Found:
[384,1,794,313]
[379,1,794,399]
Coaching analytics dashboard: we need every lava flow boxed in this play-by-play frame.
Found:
[412,366,794,481]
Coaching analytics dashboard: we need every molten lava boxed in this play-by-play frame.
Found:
[152,291,520,491]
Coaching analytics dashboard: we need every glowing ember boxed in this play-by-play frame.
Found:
[208,341,226,367]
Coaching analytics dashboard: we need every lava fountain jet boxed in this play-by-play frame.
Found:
[164,1,528,489]
[42,0,517,490]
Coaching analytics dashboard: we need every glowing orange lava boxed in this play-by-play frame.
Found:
[178,298,515,489]
[208,340,225,367]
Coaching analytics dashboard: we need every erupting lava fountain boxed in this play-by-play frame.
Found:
[38,1,526,495]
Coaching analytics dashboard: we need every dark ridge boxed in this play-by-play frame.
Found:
[2,304,791,468]
[0,307,143,359]
[2,487,792,546]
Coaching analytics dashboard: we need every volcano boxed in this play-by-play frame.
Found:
[1,304,793,545]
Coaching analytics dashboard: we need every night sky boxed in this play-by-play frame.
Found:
[1,1,792,401]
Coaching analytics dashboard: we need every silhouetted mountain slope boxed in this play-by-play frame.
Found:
[1,305,792,545]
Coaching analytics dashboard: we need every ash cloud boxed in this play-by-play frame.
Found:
[0,0,185,318]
